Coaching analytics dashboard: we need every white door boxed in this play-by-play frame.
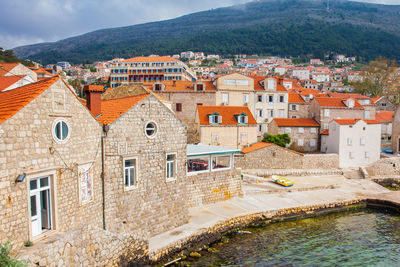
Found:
[30,177,52,237]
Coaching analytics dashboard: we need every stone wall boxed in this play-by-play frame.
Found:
[365,157,400,177]
[186,169,242,207]
[0,79,103,250]
[17,225,148,266]
[103,94,189,238]
[235,144,339,170]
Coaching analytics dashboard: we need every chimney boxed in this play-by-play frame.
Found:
[173,80,176,87]
[84,85,104,117]
[34,62,39,70]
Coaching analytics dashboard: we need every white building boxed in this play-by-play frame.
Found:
[292,67,310,80]
[321,119,381,168]
[180,51,195,59]
[312,72,330,83]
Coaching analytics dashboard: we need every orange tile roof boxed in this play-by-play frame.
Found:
[333,119,380,125]
[0,62,19,76]
[253,75,266,91]
[144,80,216,92]
[288,92,305,103]
[122,56,179,63]
[371,97,382,104]
[29,66,52,75]
[197,106,257,125]
[328,92,370,100]
[0,76,59,124]
[0,75,24,91]
[321,129,329,135]
[273,118,319,127]
[314,97,363,108]
[97,93,150,125]
[375,111,394,123]
[242,142,273,154]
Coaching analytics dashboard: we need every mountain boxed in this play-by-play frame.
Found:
[13,0,400,64]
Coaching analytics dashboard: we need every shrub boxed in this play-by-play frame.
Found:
[262,134,291,147]
[0,241,27,267]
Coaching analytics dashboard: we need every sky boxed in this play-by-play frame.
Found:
[1,0,399,50]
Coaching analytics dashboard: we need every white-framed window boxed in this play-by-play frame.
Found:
[310,139,316,147]
[291,105,298,111]
[237,80,249,86]
[310,128,316,134]
[222,93,229,104]
[124,158,137,188]
[298,127,304,133]
[285,127,291,133]
[258,124,263,132]
[257,95,263,102]
[324,109,330,117]
[364,111,370,119]
[347,138,352,145]
[297,139,304,146]
[268,95,274,104]
[243,94,249,104]
[360,138,366,145]
[79,164,94,204]
[52,119,70,143]
[279,95,285,103]
[323,124,328,130]
[240,132,248,143]
[279,109,284,118]
[365,151,369,158]
[257,109,264,118]
[145,121,157,138]
[209,114,222,124]
[166,154,176,180]
[237,114,248,124]
[187,155,210,174]
[224,79,236,85]
[211,155,232,171]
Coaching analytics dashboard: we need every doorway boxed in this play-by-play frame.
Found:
[30,177,52,237]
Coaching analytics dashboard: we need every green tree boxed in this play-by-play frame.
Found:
[351,57,399,104]
[0,241,27,267]
[262,134,291,148]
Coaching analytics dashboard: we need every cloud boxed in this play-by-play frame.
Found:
[1,0,399,49]
[0,0,248,49]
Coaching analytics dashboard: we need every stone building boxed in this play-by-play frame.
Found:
[372,96,396,111]
[288,91,310,118]
[84,85,189,237]
[196,105,258,149]
[268,118,320,152]
[0,62,38,82]
[392,106,400,155]
[310,97,368,131]
[0,77,103,250]
[375,111,394,148]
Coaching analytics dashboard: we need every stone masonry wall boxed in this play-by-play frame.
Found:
[17,225,148,266]
[235,145,339,170]
[186,169,242,207]
[0,79,103,251]
[104,95,189,238]
[365,157,400,177]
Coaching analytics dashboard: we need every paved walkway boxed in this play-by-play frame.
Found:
[149,175,398,258]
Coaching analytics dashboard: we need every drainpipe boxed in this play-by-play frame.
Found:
[101,125,109,230]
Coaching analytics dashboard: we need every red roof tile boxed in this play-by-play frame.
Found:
[314,97,363,108]
[0,76,24,91]
[242,142,273,154]
[288,92,305,103]
[122,56,179,63]
[371,97,382,104]
[0,76,59,124]
[333,119,380,125]
[375,111,394,123]
[328,92,370,100]
[197,106,257,125]
[144,80,216,92]
[273,118,319,127]
[97,93,150,125]
[0,63,19,76]
[321,129,329,135]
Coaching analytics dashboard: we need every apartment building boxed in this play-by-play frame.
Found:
[109,56,196,87]
[321,119,381,168]
[268,118,320,152]
[196,105,257,149]
[288,92,310,118]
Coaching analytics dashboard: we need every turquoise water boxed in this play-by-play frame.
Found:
[192,208,400,266]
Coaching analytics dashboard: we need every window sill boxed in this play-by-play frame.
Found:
[124,185,138,192]
[166,178,176,182]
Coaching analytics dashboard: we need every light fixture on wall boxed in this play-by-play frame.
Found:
[15,173,26,183]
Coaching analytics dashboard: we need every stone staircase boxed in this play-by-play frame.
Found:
[342,168,364,179]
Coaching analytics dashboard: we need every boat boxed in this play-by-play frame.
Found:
[271,175,294,187]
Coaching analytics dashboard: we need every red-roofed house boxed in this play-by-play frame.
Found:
[268,118,320,152]
[375,111,394,147]
[372,96,396,111]
[0,75,35,91]
[310,97,369,130]
[288,91,310,118]
[321,119,381,168]
[196,105,257,148]
[0,62,37,82]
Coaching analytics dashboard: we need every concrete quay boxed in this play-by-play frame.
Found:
[149,175,400,262]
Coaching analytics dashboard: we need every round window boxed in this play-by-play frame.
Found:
[145,122,157,138]
[53,120,70,143]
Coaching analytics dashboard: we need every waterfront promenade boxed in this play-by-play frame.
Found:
[149,175,400,261]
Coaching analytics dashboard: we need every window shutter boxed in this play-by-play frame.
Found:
[244,116,248,124]
[218,116,222,124]
[209,115,213,124]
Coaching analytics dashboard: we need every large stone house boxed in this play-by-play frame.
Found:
[372,96,396,111]
[310,97,369,131]
[288,91,310,119]
[83,85,189,237]
[268,118,320,152]
[0,62,38,82]
[0,77,103,250]
[196,105,257,149]
[321,119,381,168]
[375,111,394,148]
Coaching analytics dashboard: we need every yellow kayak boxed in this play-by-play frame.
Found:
[271,175,294,187]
